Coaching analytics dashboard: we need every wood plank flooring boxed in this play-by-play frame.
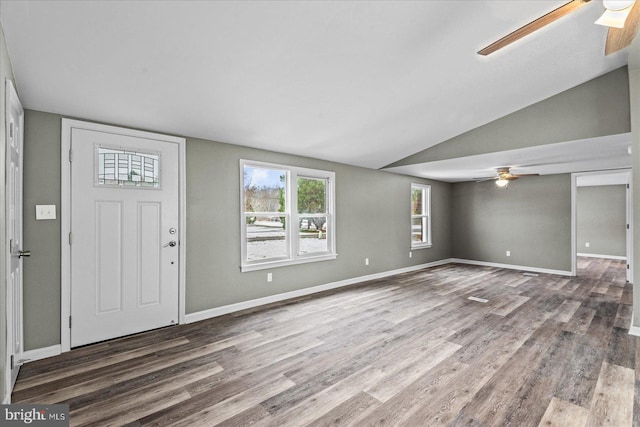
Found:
[13,257,637,426]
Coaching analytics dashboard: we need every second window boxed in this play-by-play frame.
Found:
[411,183,431,248]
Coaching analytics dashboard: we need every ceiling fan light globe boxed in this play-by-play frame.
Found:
[603,0,635,11]
[495,178,510,188]
[596,1,635,27]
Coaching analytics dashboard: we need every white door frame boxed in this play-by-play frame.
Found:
[61,119,186,352]
[4,79,24,402]
[571,169,633,280]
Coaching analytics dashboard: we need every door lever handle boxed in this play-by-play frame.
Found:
[18,250,30,258]
[163,241,177,248]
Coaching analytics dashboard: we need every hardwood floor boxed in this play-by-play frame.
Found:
[13,257,636,426]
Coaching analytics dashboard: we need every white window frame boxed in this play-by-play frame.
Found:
[411,183,431,249]
[240,159,337,272]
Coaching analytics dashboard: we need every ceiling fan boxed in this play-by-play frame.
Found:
[475,167,540,188]
[478,0,640,56]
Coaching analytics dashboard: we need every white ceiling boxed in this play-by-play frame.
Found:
[385,133,633,182]
[0,0,632,169]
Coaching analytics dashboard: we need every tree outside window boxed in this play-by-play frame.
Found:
[241,160,336,271]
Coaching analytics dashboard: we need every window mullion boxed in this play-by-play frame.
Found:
[324,177,332,254]
[290,171,297,260]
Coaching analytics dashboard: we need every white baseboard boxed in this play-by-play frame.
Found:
[22,345,61,363]
[185,259,454,324]
[577,253,626,261]
[449,258,573,277]
[629,314,640,337]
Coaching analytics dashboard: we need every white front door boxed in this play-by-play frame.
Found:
[5,79,25,397]
[70,127,180,347]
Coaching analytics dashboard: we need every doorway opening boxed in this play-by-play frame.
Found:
[571,169,631,284]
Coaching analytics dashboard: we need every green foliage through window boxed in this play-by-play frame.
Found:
[241,160,336,270]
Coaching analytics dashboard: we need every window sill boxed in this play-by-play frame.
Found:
[241,253,338,272]
[411,244,432,250]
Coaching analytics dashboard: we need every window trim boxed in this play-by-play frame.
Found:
[240,159,337,272]
[411,183,432,249]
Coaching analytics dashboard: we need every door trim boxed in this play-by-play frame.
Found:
[571,169,632,280]
[61,119,186,352]
[5,78,24,402]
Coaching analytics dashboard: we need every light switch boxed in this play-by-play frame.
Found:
[36,205,56,220]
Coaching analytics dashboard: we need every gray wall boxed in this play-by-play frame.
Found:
[577,185,626,258]
[186,137,452,312]
[387,67,630,168]
[0,20,16,404]
[21,110,453,349]
[22,110,61,350]
[451,175,572,272]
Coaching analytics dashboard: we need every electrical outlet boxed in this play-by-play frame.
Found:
[506,250,511,257]
[267,273,272,282]
[409,251,413,258]
[365,258,369,266]
[585,242,590,248]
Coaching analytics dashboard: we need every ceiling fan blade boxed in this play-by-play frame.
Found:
[512,173,540,177]
[478,0,591,56]
[474,177,497,183]
[605,0,640,55]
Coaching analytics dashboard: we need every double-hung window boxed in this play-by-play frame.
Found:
[241,160,336,271]
[411,184,431,248]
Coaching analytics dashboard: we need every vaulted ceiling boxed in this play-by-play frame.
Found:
[0,1,632,169]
